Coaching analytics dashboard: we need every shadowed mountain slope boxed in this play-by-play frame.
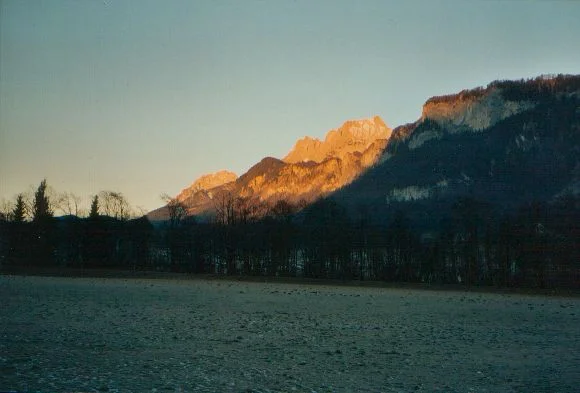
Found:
[330,75,580,228]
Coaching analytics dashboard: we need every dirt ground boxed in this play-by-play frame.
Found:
[1,275,579,392]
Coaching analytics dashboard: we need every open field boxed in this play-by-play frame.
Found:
[1,275,579,392]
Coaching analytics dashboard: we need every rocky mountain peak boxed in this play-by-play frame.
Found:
[148,75,580,223]
[155,116,393,219]
[176,170,237,202]
[283,116,392,164]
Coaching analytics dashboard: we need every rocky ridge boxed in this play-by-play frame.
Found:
[153,116,392,219]
[283,116,391,164]
[176,170,237,203]
[332,74,580,227]
[421,87,535,132]
[150,75,580,223]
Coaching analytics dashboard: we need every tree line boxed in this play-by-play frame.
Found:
[0,180,150,269]
[1,180,579,289]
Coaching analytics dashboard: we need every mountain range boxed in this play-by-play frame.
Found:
[332,75,580,228]
[149,116,392,220]
[149,74,580,225]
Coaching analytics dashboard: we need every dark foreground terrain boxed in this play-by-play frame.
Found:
[1,275,579,392]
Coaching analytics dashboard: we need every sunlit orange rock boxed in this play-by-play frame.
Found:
[171,116,392,218]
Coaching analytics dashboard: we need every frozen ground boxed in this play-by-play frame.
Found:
[1,275,579,393]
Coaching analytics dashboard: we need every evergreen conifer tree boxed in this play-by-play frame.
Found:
[13,194,26,223]
[89,195,99,219]
[33,179,53,222]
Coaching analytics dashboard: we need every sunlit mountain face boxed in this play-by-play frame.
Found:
[149,116,392,221]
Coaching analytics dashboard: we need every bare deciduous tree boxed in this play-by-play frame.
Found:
[98,191,131,220]
[213,190,236,226]
[213,191,267,226]
[235,196,267,224]
[161,193,187,227]
[57,192,83,217]
[0,198,14,221]
[269,199,295,222]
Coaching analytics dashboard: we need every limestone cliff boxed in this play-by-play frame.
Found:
[283,116,391,164]
[421,87,535,132]
[332,74,580,227]
[398,85,538,151]
[161,116,392,218]
[176,170,237,203]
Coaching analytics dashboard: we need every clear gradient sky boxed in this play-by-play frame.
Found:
[1,0,579,213]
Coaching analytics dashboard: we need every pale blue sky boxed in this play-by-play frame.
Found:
[1,0,579,213]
